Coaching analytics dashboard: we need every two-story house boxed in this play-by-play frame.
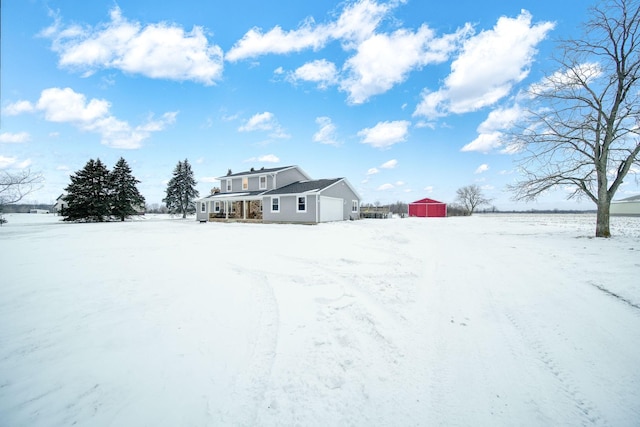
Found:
[196,165,361,223]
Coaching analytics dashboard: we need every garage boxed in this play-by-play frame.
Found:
[319,196,344,222]
[408,197,447,217]
[611,195,640,216]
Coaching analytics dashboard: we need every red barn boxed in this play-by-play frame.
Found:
[408,197,447,217]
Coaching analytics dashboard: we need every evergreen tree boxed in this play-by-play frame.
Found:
[163,159,199,218]
[64,159,112,222]
[110,157,146,221]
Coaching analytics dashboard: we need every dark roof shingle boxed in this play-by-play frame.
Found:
[264,178,342,195]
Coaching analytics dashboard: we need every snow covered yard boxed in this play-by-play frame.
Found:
[1,213,639,426]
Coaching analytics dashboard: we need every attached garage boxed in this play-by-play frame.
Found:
[319,196,344,222]
[409,197,447,217]
[611,195,640,216]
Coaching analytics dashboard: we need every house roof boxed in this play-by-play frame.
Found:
[264,178,343,195]
[216,165,309,180]
[198,190,266,201]
[410,197,445,204]
[614,194,640,202]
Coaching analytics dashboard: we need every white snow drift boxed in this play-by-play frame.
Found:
[1,213,639,426]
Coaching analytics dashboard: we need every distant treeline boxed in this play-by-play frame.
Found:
[1,204,54,213]
[3,203,172,214]
[476,209,597,214]
[3,203,597,216]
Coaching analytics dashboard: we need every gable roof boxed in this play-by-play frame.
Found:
[614,194,640,202]
[410,197,445,204]
[264,178,343,195]
[217,165,309,180]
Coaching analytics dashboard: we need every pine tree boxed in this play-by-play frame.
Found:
[64,159,112,222]
[110,157,146,221]
[163,159,199,218]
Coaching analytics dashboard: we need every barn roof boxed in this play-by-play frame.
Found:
[410,197,445,204]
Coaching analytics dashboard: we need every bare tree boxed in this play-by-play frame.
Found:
[0,169,44,205]
[455,185,492,215]
[509,0,640,237]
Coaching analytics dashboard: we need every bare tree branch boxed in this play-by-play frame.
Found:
[455,185,492,215]
[0,169,44,205]
[509,0,640,237]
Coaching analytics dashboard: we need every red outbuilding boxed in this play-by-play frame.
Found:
[408,197,447,217]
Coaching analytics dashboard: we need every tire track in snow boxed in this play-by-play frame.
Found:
[251,253,413,425]
[503,309,607,426]
[225,267,279,426]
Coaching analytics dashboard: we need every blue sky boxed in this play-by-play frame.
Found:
[2,0,636,209]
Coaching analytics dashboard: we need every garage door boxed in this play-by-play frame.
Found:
[319,196,344,222]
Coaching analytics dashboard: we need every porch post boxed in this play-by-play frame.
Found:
[225,201,229,219]
[243,200,247,219]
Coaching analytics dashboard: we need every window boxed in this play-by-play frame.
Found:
[214,201,221,213]
[201,202,206,212]
[297,196,306,212]
[271,197,279,212]
[226,179,232,192]
[352,200,359,213]
[242,177,248,190]
[259,175,267,190]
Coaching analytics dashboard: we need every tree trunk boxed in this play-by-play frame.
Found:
[595,195,611,238]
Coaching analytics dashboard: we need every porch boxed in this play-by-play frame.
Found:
[207,199,263,221]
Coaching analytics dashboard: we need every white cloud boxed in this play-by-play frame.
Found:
[0,156,17,169]
[200,176,220,183]
[137,112,178,132]
[37,87,111,123]
[462,132,503,153]
[358,120,410,149]
[225,22,327,62]
[395,181,405,186]
[226,0,389,61]
[42,6,224,85]
[414,120,436,130]
[414,10,554,119]
[245,154,281,163]
[478,104,524,134]
[0,132,30,144]
[366,167,379,175]
[313,116,340,145]
[258,154,280,163]
[475,164,490,174]
[423,186,434,193]
[11,87,176,149]
[462,104,525,153]
[290,59,338,89]
[342,24,471,104]
[377,183,394,191]
[380,159,397,169]
[0,156,31,169]
[221,112,241,122]
[228,0,470,103]
[529,62,602,95]
[239,112,288,138]
[3,100,34,116]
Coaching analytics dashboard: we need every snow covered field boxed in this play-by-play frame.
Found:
[1,213,639,426]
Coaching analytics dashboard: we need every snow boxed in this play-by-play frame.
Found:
[1,213,639,426]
